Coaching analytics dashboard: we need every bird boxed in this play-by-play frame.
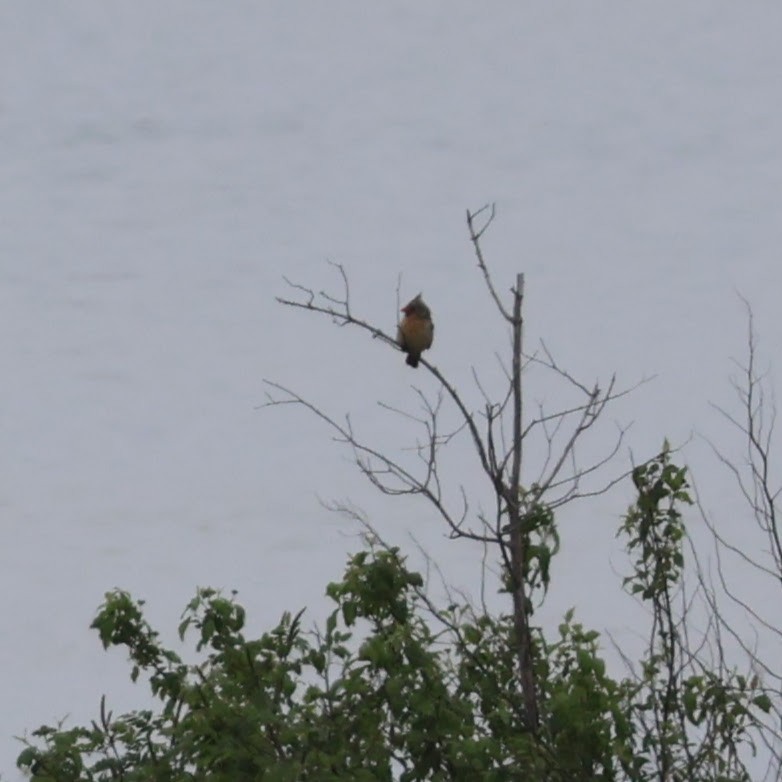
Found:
[397,294,434,368]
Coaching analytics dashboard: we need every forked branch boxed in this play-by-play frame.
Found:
[266,206,638,733]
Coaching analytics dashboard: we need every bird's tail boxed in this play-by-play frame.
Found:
[406,353,420,368]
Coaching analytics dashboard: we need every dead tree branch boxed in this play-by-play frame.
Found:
[698,298,782,775]
[266,205,640,732]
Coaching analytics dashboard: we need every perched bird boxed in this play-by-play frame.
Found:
[397,294,434,368]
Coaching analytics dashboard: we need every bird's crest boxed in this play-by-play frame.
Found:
[402,293,425,314]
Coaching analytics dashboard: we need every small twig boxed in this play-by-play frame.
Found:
[466,203,513,322]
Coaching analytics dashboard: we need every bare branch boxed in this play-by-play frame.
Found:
[466,203,513,322]
[263,380,492,544]
[269,215,642,737]
[277,264,398,349]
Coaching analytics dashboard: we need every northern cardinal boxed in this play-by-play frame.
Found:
[397,294,434,368]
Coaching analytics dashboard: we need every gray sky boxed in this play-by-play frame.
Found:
[2,3,781,777]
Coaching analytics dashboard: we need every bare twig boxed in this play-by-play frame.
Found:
[267,209,638,736]
[466,204,513,322]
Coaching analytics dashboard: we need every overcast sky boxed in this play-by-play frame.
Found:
[2,4,782,778]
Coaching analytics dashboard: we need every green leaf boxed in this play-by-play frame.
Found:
[753,693,772,713]
[343,602,357,626]
[16,746,37,769]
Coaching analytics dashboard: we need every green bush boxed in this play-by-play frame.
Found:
[17,450,769,781]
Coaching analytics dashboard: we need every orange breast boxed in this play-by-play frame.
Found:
[399,314,434,353]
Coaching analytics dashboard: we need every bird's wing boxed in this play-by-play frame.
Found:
[397,322,409,351]
[424,319,434,349]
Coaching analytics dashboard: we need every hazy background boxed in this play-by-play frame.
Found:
[2,3,782,777]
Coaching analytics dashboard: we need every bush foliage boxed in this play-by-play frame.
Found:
[17,448,770,781]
